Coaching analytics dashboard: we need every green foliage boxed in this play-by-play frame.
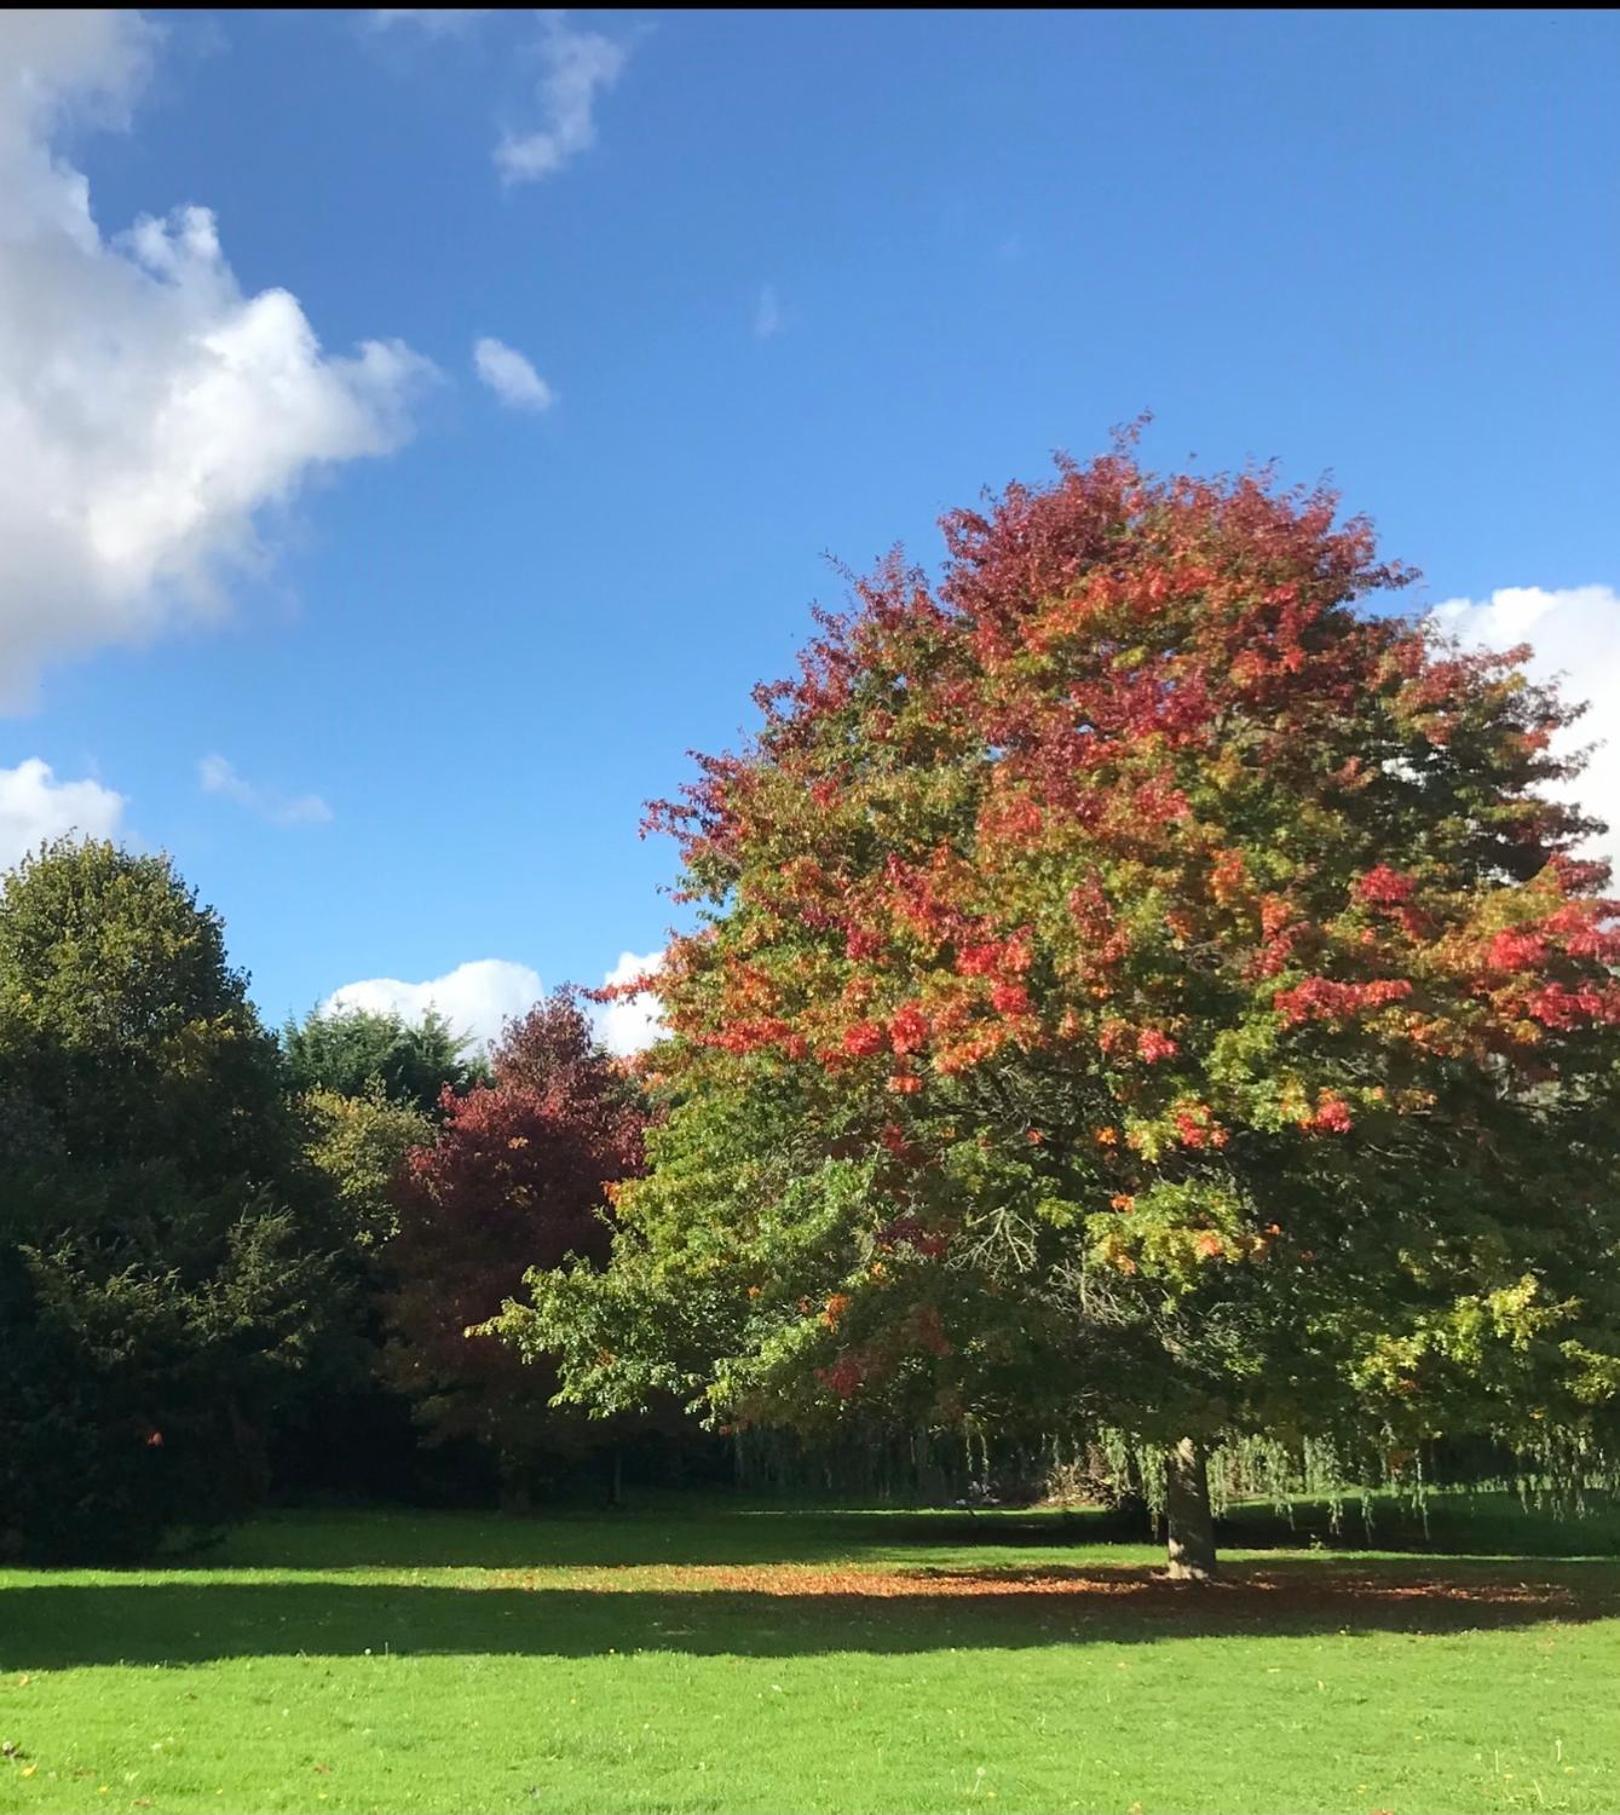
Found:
[303,1084,432,1251]
[282,1005,483,1114]
[0,838,293,1184]
[0,839,342,1562]
[513,1062,1090,1443]
[0,1164,339,1562]
[511,451,1620,1535]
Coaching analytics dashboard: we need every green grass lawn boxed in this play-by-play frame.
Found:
[2,1494,1617,1815]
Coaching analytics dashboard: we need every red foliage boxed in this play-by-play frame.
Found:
[1303,1094,1355,1136]
[383,994,644,1456]
[1354,865,1417,907]
[643,443,1615,1149]
[1273,977,1414,1025]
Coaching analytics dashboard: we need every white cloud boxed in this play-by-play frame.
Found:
[495,12,628,184]
[321,948,666,1058]
[754,284,783,341]
[0,12,435,710]
[472,336,554,411]
[596,948,664,1056]
[0,756,124,871]
[198,753,331,827]
[1430,584,1620,879]
[323,958,545,1052]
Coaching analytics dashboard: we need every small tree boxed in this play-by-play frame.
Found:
[500,446,1620,1577]
[304,1085,433,1252]
[382,993,644,1503]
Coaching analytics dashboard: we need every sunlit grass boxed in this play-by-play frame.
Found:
[1,1495,1616,1813]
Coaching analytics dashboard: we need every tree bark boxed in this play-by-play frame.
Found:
[1164,1436,1217,1581]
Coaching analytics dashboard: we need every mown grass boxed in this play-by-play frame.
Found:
[1,1494,1617,1814]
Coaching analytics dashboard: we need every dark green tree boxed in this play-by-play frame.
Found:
[0,838,294,1183]
[0,840,343,1561]
[282,1005,483,1115]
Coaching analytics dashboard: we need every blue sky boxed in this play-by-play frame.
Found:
[2,9,1617,1048]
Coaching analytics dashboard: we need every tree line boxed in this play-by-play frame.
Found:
[0,842,672,1561]
[6,441,1619,1575]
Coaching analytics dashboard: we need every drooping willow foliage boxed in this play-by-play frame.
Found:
[727,1417,1620,1538]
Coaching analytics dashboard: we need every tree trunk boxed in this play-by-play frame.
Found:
[1163,1436,1217,1581]
[607,1446,623,1509]
[497,1456,533,1514]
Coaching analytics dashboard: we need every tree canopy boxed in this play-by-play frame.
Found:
[0,837,295,1183]
[282,1004,484,1114]
[497,446,1620,1574]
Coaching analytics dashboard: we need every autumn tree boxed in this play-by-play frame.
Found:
[497,444,1620,1577]
[382,993,644,1503]
[0,841,342,1559]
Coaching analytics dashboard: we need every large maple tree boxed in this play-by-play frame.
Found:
[502,444,1620,1575]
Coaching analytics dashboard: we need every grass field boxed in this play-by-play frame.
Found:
[2,1494,1617,1815]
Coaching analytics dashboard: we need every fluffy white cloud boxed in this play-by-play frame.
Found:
[1430,585,1620,877]
[472,336,554,411]
[753,284,783,340]
[321,947,666,1059]
[322,958,545,1052]
[0,756,124,871]
[596,948,664,1056]
[0,12,434,709]
[495,13,628,184]
[198,754,331,827]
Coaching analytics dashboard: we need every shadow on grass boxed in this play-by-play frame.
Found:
[211,1507,1138,1573]
[4,1562,1616,1669]
[203,1494,1620,1575]
[208,1506,950,1572]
